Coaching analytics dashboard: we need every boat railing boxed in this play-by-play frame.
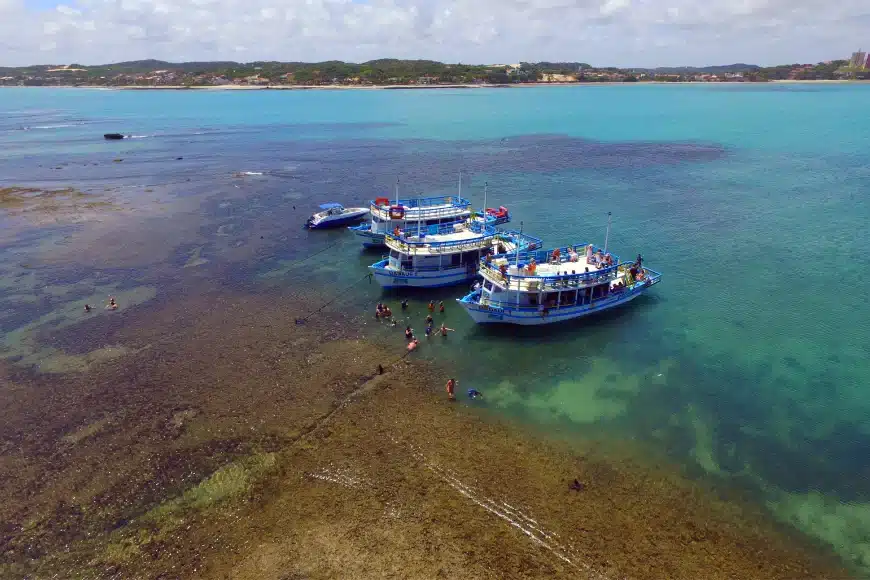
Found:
[370,195,471,219]
[371,195,471,209]
[472,268,661,312]
[491,243,614,265]
[481,259,623,291]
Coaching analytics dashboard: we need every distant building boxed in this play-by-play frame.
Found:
[866,53,870,70]
[849,50,866,68]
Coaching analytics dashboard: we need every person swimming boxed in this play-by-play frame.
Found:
[405,326,414,340]
[106,297,117,311]
[401,299,409,310]
[407,338,419,352]
[84,304,92,313]
[439,324,454,336]
[439,301,445,313]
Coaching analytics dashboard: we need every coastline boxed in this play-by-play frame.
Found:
[2,79,868,92]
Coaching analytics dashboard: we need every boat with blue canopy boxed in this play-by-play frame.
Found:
[369,218,541,289]
[348,177,511,248]
[457,241,661,325]
[305,202,369,229]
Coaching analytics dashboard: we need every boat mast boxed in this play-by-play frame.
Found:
[418,193,422,237]
[458,170,462,199]
[516,221,523,306]
[515,221,523,267]
[483,181,488,223]
[604,211,612,254]
[395,178,399,206]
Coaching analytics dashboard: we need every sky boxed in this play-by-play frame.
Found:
[0,0,868,67]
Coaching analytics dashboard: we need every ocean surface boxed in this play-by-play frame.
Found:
[2,84,870,570]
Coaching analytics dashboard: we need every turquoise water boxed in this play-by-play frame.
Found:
[3,84,870,569]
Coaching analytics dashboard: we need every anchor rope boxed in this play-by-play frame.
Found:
[296,272,374,323]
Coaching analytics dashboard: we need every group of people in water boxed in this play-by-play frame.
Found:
[375,299,454,352]
[83,296,118,313]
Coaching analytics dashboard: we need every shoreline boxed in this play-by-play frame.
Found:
[1,79,868,92]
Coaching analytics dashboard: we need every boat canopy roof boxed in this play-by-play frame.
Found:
[371,195,471,209]
[319,203,344,210]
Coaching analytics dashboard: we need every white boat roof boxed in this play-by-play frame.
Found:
[482,256,622,291]
[372,203,470,221]
[386,225,515,256]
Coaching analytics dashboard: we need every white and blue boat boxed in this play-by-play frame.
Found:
[349,194,473,248]
[369,219,541,289]
[305,203,369,229]
[457,243,661,325]
[348,178,511,249]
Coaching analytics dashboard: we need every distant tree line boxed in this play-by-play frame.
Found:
[1,59,866,86]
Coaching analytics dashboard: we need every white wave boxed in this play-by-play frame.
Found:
[31,124,76,129]
[127,135,151,139]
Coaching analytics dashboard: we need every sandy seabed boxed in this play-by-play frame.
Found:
[0,278,849,579]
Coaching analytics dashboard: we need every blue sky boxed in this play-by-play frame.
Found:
[2,0,868,67]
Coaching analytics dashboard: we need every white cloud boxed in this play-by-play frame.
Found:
[0,0,868,66]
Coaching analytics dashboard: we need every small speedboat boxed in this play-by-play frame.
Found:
[103,133,125,140]
[305,203,369,229]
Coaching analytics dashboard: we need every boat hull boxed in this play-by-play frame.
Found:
[369,260,477,289]
[348,224,386,248]
[307,210,368,229]
[457,281,657,326]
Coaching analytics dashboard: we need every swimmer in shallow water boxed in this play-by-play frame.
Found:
[84,304,92,313]
[407,338,419,352]
[439,324,454,336]
[106,297,117,310]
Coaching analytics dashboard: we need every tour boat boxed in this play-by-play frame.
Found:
[349,177,510,249]
[349,194,474,248]
[305,203,369,229]
[369,219,542,289]
[456,243,661,325]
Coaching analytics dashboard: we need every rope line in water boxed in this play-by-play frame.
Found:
[296,272,373,323]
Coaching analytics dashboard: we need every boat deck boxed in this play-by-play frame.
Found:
[372,202,469,221]
[484,257,623,292]
[389,228,509,256]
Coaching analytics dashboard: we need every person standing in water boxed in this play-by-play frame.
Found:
[446,378,457,400]
[439,324,454,337]
[106,297,117,310]
[439,301,445,313]
[405,326,414,340]
[428,300,435,313]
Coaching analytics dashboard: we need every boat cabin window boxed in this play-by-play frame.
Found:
[390,250,400,260]
[483,280,493,291]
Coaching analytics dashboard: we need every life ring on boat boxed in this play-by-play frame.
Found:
[375,197,390,207]
[389,205,405,219]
